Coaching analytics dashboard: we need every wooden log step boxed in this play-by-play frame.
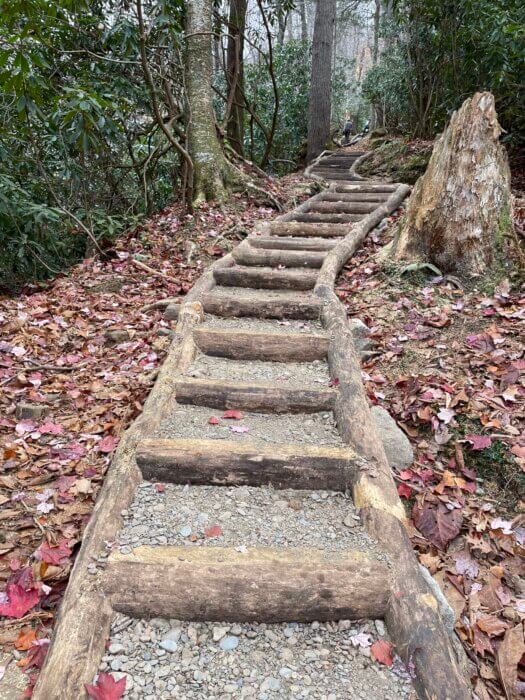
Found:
[193,327,329,361]
[136,438,358,490]
[330,183,398,193]
[104,546,391,622]
[306,201,377,214]
[174,377,336,413]
[202,289,322,320]
[213,265,318,290]
[232,245,326,268]
[268,222,349,238]
[290,212,364,224]
[249,236,339,252]
[310,172,357,181]
[321,192,389,203]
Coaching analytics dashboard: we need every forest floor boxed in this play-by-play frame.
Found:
[0,158,524,698]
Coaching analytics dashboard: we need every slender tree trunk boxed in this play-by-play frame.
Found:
[186,0,237,203]
[307,0,337,162]
[226,0,247,156]
[392,92,512,277]
[373,0,381,64]
[299,0,308,42]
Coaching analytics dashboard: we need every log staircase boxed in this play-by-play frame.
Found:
[34,149,471,700]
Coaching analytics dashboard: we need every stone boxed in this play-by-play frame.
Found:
[371,406,414,470]
[374,620,386,636]
[104,328,130,344]
[108,643,125,655]
[15,402,49,420]
[159,639,178,653]
[347,318,373,352]
[219,636,239,651]
[212,626,229,642]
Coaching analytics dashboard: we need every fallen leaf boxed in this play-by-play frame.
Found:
[85,672,126,700]
[371,639,394,666]
[204,525,222,538]
[477,615,508,638]
[15,629,37,651]
[412,502,462,550]
[465,434,492,450]
[97,435,119,453]
[349,632,372,648]
[0,584,39,619]
[221,410,242,420]
[36,540,72,566]
[208,416,220,425]
[496,623,525,700]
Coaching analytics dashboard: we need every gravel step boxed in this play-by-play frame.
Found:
[100,615,413,700]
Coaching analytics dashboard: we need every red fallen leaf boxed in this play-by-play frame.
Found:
[328,378,339,388]
[208,416,220,425]
[371,640,394,666]
[0,583,39,618]
[39,421,64,435]
[15,628,37,651]
[398,469,415,481]
[221,410,242,420]
[465,434,492,450]
[204,525,222,538]
[85,672,126,700]
[97,435,119,453]
[412,502,462,550]
[155,483,165,493]
[397,483,412,499]
[19,640,49,671]
[36,539,72,566]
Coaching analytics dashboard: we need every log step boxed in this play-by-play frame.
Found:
[268,221,349,238]
[290,212,364,224]
[306,201,377,214]
[202,288,322,320]
[249,236,339,252]
[213,265,318,290]
[104,546,390,622]
[136,438,358,490]
[330,183,398,193]
[174,377,336,413]
[232,245,326,268]
[193,327,329,361]
[321,192,389,203]
[310,172,360,181]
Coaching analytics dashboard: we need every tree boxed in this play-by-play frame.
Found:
[186,0,241,203]
[225,0,247,156]
[307,0,337,162]
[391,92,512,277]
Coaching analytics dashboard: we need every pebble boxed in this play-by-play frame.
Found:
[219,635,239,651]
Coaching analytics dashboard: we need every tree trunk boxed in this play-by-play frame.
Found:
[306,0,336,162]
[391,92,512,276]
[299,0,308,42]
[226,0,247,156]
[372,0,381,64]
[186,0,238,203]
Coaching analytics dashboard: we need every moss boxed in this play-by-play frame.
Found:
[359,138,432,185]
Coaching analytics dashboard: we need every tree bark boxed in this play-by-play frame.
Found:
[225,0,247,156]
[392,92,512,276]
[186,0,239,203]
[307,0,337,162]
[299,0,308,42]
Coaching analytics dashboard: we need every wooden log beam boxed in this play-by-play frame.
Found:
[232,244,326,269]
[321,192,389,202]
[193,327,329,361]
[306,201,377,214]
[202,290,322,320]
[174,378,336,413]
[291,212,364,224]
[104,546,391,622]
[214,265,318,290]
[136,438,359,489]
[249,236,338,251]
[329,183,398,193]
[268,222,349,237]
[309,172,356,181]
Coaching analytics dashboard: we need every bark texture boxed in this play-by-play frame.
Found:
[186,0,238,202]
[392,92,511,276]
[306,0,337,162]
[225,0,247,155]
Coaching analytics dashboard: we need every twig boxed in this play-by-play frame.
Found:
[131,259,178,284]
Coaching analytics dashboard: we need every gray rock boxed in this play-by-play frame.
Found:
[371,406,413,470]
[159,639,178,653]
[219,636,239,651]
[348,318,373,352]
[15,402,49,420]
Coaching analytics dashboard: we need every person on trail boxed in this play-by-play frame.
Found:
[343,118,354,144]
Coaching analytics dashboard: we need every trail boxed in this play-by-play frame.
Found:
[34,150,470,699]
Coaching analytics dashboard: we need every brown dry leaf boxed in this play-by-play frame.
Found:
[496,623,525,699]
[433,570,466,620]
[419,551,441,574]
[477,615,508,638]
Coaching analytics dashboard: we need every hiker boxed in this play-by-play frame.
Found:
[343,118,354,144]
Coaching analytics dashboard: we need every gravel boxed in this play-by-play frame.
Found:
[202,315,325,335]
[186,354,331,387]
[100,615,413,699]
[117,483,379,553]
[155,405,342,446]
